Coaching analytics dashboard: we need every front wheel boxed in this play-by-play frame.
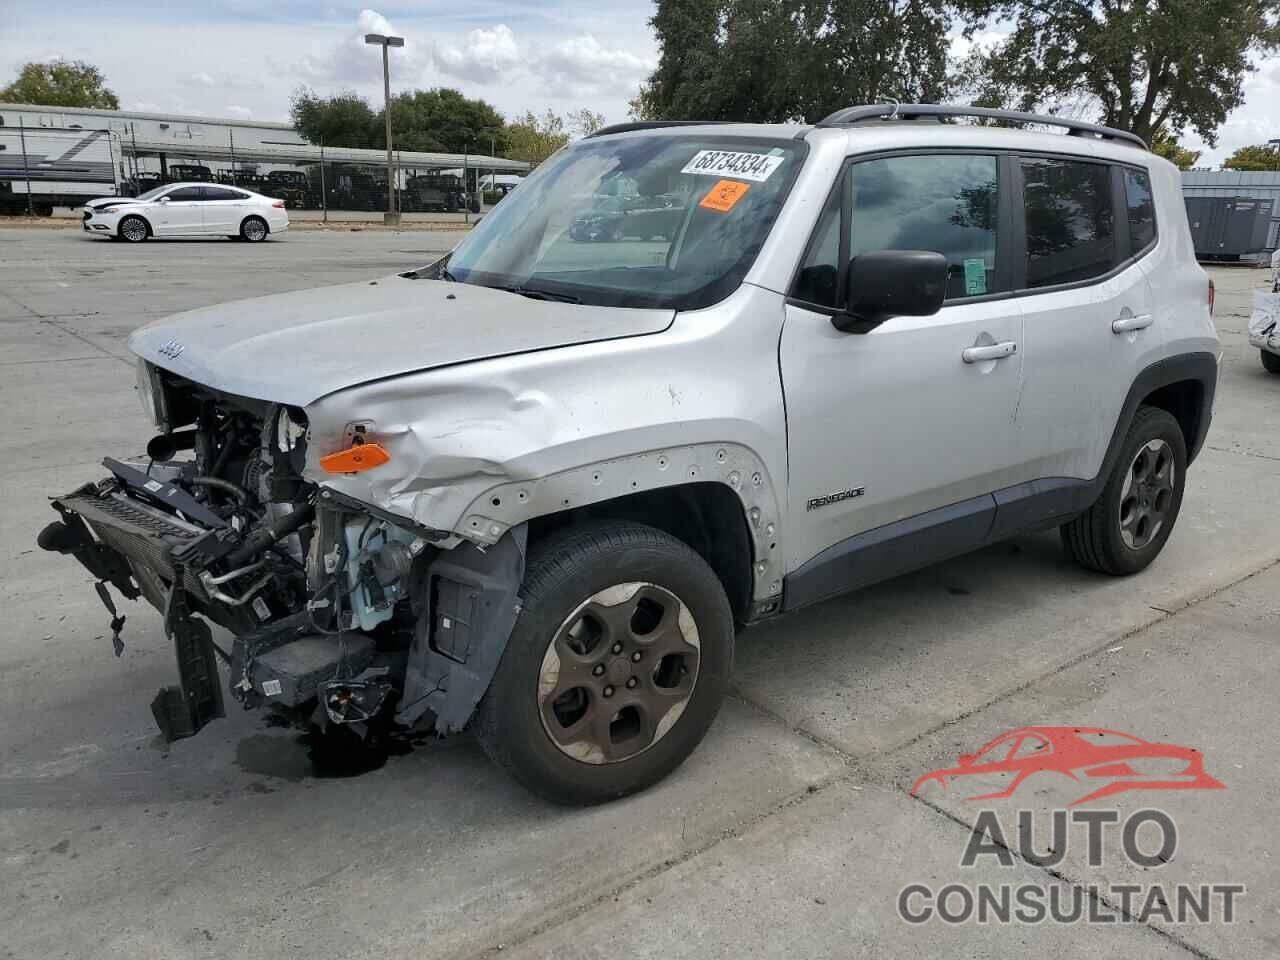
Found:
[475,521,734,805]
[1262,349,1280,374]
[118,215,149,243]
[1061,405,1186,575]
[240,216,268,242]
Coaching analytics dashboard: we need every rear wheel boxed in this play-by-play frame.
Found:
[118,215,149,243]
[475,521,734,805]
[240,216,268,242]
[1061,405,1186,575]
[1262,349,1280,374]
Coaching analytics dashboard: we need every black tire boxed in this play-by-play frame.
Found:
[240,216,268,242]
[475,520,734,805]
[1262,349,1280,374]
[118,215,149,243]
[1060,405,1187,575]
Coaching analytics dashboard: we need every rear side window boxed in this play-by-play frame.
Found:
[1124,169,1156,255]
[204,187,245,201]
[1021,158,1115,288]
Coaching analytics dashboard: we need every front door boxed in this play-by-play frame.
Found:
[780,152,1024,602]
[152,185,205,235]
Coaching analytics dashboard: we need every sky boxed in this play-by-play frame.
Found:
[2,1,1277,167]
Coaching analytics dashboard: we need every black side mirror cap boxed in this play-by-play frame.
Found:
[833,250,949,334]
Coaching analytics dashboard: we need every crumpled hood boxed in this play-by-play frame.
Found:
[129,275,675,406]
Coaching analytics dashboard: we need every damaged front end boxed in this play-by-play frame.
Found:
[39,363,524,743]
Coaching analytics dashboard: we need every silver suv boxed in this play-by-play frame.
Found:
[39,105,1219,804]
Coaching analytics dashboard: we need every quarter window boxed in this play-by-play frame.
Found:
[1021,158,1115,287]
[1124,169,1156,256]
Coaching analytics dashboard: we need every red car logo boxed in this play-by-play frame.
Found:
[912,727,1225,806]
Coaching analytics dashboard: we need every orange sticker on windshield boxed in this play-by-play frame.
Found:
[699,179,750,212]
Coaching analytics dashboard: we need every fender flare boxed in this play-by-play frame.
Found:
[1097,351,1217,487]
[456,442,784,606]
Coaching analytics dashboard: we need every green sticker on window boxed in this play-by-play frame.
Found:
[964,258,987,296]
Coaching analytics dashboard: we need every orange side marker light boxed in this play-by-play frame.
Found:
[319,441,391,474]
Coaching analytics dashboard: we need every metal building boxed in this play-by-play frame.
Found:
[0,102,528,214]
[1182,170,1280,261]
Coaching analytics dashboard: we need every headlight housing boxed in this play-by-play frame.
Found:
[134,359,167,430]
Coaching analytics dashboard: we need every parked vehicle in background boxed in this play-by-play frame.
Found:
[264,170,313,209]
[1249,248,1280,372]
[404,174,465,212]
[166,164,215,183]
[40,105,1217,805]
[81,182,288,241]
[0,126,117,216]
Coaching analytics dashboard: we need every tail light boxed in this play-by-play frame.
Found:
[272,200,286,208]
[1208,277,1215,316]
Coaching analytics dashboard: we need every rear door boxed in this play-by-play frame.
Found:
[202,186,249,234]
[152,185,206,234]
[1010,157,1163,485]
[779,152,1024,594]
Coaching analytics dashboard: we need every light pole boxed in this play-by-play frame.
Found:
[365,32,404,226]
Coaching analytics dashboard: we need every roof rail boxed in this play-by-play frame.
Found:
[816,103,1147,151]
[586,120,723,139]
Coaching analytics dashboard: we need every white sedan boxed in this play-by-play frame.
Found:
[82,182,289,242]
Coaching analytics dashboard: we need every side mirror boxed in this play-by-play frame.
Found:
[157,195,170,203]
[833,250,948,334]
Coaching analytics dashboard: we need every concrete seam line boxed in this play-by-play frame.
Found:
[459,558,1278,958]
[42,318,133,368]
[911,794,1220,960]
[1205,444,1280,463]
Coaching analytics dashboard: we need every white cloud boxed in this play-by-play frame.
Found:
[190,71,217,88]
[284,8,425,88]
[224,104,253,119]
[535,34,653,98]
[434,24,521,84]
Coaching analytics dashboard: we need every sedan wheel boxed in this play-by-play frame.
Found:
[240,217,268,242]
[119,215,148,243]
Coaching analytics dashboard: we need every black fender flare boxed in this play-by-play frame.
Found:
[1097,351,1217,483]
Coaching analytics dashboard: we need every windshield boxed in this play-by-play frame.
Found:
[444,134,806,309]
[135,186,170,201]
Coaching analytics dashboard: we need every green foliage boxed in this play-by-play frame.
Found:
[289,88,378,147]
[962,0,1280,146]
[381,88,507,154]
[636,0,963,123]
[1,59,119,109]
[506,110,571,166]
[1150,129,1202,170]
[1223,143,1280,171]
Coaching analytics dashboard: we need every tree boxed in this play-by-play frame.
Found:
[1150,128,1202,170]
[568,108,607,138]
[1,59,119,109]
[636,0,963,123]
[505,110,570,166]
[379,88,507,155]
[963,0,1280,146]
[289,88,378,147]
[1223,143,1280,171]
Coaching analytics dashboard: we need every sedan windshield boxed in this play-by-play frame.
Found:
[444,134,806,309]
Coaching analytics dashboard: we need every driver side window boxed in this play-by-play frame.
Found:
[792,153,1005,309]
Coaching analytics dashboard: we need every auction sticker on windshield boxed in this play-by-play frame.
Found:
[681,150,784,183]
[699,179,751,212]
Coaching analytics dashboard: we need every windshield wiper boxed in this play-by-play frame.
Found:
[488,283,582,304]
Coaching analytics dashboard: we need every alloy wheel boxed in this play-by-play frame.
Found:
[243,219,267,241]
[537,582,700,765]
[121,218,147,242]
[1119,438,1176,550]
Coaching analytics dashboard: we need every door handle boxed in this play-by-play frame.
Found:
[1112,314,1153,334]
[962,341,1017,363]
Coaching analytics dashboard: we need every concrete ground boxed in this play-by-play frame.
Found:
[0,228,1276,960]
